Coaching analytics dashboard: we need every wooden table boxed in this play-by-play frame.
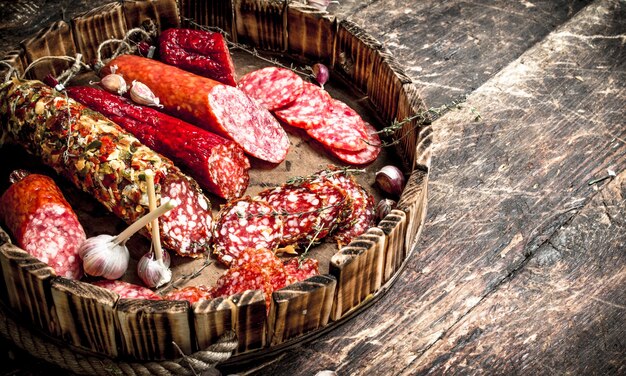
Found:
[0,0,624,374]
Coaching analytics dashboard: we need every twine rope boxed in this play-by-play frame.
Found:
[0,303,237,376]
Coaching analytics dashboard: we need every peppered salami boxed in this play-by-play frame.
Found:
[273,82,331,129]
[0,171,85,279]
[66,86,250,200]
[328,122,381,165]
[0,79,213,257]
[307,99,368,152]
[234,247,290,290]
[159,28,237,86]
[211,262,274,309]
[283,257,319,282]
[212,197,283,266]
[91,280,161,300]
[299,179,349,241]
[103,55,289,163]
[257,184,324,245]
[238,67,304,111]
[163,285,213,304]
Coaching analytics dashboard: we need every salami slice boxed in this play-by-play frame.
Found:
[238,67,304,111]
[163,285,213,304]
[0,79,213,258]
[212,197,283,266]
[0,171,85,280]
[103,55,289,163]
[159,28,237,86]
[91,280,161,300]
[273,82,332,129]
[283,257,319,282]
[257,184,324,245]
[211,262,274,310]
[307,99,368,152]
[66,86,250,200]
[299,179,349,241]
[234,247,289,291]
[328,122,382,165]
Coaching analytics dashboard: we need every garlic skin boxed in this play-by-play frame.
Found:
[376,198,397,221]
[137,251,172,288]
[312,63,329,88]
[375,165,406,197]
[98,73,128,95]
[79,234,130,280]
[130,80,162,107]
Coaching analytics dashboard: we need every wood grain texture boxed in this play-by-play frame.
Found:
[229,290,267,353]
[396,83,431,171]
[121,0,180,33]
[233,0,287,50]
[20,21,76,79]
[50,278,118,357]
[178,0,234,35]
[334,19,382,94]
[193,296,236,351]
[397,168,429,252]
[286,3,336,64]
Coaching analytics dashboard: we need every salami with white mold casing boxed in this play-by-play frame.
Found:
[0,79,213,257]
[0,170,85,279]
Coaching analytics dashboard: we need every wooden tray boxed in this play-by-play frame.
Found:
[0,0,431,374]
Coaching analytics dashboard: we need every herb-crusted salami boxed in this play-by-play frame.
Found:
[0,79,213,257]
[91,280,161,300]
[273,82,331,129]
[238,67,304,111]
[103,55,289,163]
[212,197,283,266]
[0,171,85,279]
[66,86,250,200]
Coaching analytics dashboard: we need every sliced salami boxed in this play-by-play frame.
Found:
[299,179,349,241]
[91,280,161,300]
[0,171,85,280]
[283,257,320,283]
[328,122,382,165]
[211,262,274,310]
[257,184,324,245]
[307,99,368,152]
[238,67,304,111]
[233,247,289,291]
[273,82,331,129]
[212,197,283,266]
[163,285,213,304]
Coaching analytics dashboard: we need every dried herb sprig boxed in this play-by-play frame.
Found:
[286,166,366,185]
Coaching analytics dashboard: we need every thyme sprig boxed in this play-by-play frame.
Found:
[286,166,366,185]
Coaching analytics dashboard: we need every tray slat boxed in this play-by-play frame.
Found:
[122,0,181,33]
[71,3,129,65]
[335,20,383,94]
[179,0,234,36]
[229,290,267,353]
[193,297,236,351]
[234,0,287,50]
[20,21,77,80]
[397,168,429,252]
[378,210,408,281]
[286,3,337,65]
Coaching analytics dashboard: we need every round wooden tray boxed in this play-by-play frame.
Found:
[0,0,431,374]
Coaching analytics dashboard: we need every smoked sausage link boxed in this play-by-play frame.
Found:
[66,86,250,200]
[103,55,290,164]
[0,79,213,257]
[0,171,85,279]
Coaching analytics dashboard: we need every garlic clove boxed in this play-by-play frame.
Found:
[376,198,397,221]
[98,73,128,95]
[137,251,172,288]
[312,63,329,88]
[129,80,162,107]
[375,165,406,197]
[79,234,130,280]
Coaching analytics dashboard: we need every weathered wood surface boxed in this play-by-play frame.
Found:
[0,0,624,375]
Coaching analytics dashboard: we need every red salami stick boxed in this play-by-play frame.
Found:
[66,86,250,200]
[103,55,290,164]
[0,170,85,279]
[159,28,237,86]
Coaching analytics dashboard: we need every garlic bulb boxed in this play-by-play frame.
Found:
[130,80,162,107]
[78,199,177,280]
[375,165,406,197]
[98,73,128,95]
[312,63,329,88]
[137,251,172,288]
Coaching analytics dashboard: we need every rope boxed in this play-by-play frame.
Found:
[0,61,18,83]
[93,27,153,72]
[0,303,238,375]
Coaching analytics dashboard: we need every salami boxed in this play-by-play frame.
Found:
[103,55,289,163]
[0,170,85,279]
[283,257,319,282]
[212,197,283,266]
[328,122,382,165]
[238,67,304,111]
[273,82,331,129]
[91,280,161,300]
[299,179,349,241]
[211,262,274,309]
[307,99,368,152]
[163,285,213,304]
[159,28,237,86]
[0,79,213,257]
[66,86,250,200]
[257,184,324,245]
[234,247,290,290]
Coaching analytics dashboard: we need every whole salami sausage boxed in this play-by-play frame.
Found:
[0,170,85,279]
[0,79,213,257]
[102,55,290,164]
[66,86,250,200]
